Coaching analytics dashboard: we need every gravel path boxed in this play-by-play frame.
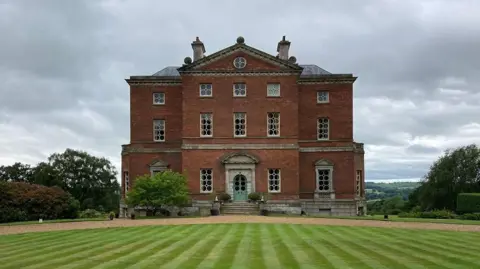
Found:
[1,216,479,235]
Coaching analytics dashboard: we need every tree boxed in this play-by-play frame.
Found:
[47,149,121,212]
[0,162,34,182]
[30,162,63,187]
[126,170,189,215]
[414,144,480,211]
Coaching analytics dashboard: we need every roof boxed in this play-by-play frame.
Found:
[299,64,331,76]
[152,64,331,77]
[152,66,181,77]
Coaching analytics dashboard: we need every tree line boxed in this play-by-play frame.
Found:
[368,144,480,218]
[0,148,120,222]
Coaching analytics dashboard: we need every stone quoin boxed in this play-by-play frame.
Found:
[120,36,366,217]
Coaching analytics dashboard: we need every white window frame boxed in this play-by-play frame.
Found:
[356,170,362,197]
[124,171,129,193]
[199,84,213,97]
[233,83,247,97]
[150,169,165,177]
[200,168,213,193]
[153,119,165,142]
[317,91,329,104]
[233,112,247,137]
[153,92,165,105]
[200,113,213,137]
[233,57,247,69]
[267,168,281,193]
[317,117,329,140]
[315,160,334,193]
[267,112,280,137]
[267,83,281,97]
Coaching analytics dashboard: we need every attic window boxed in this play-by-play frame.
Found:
[233,57,247,69]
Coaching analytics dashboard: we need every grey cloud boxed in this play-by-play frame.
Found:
[0,0,110,80]
[405,144,442,155]
[0,0,479,182]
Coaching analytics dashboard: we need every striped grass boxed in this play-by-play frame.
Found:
[1,224,480,269]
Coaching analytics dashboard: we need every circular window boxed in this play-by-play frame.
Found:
[233,57,247,69]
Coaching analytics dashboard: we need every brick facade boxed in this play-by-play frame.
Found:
[121,36,366,216]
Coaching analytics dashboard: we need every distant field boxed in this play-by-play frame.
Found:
[1,223,480,269]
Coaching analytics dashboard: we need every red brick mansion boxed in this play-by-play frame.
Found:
[121,36,366,216]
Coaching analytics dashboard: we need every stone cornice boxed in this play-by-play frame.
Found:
[125,77,181,86]
[182,143,298,150]
[121,143,364,153]
[299,146,355,152]
[298,75,357,84]
[179,70,301,77]
[121,145,181,155]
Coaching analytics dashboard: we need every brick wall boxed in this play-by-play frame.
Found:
[182,149,299,200]
[122,49,363,202]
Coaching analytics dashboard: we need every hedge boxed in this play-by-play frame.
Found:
[398,209,456,219]
[0,181,80,223]
[457,193,480,213]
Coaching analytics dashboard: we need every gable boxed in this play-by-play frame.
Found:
[178,43,303,74]
[220,152,259,164]
[197,51,280,71]
[150,160,169,167]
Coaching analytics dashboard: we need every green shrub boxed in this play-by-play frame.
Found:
[0,207,28,223]
[248,192,262,201]
[398,212,420,218]
[79,209,103,218]
[218,192,231,202]
[457,193,480,213]
[458,213,480,220]
[419,209,456,219]
[0,181,80,223]
[399,210,455,219]
[387,209,403,215]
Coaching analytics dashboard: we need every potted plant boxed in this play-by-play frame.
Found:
[108,211,115,220]
[218,192,231,203]
[210,208,220,216]
[248,192,261,203]
[260,209,269,216]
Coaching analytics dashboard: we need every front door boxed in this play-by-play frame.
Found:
[233,174,248,201]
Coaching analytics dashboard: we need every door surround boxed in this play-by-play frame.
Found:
[220,152,258,200]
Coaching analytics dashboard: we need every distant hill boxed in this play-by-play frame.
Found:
[365,181,420,201]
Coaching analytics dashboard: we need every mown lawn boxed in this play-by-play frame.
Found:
[1,224,479,269]
[307,214,480,225]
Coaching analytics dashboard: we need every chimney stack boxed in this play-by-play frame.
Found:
[277,35,291,60]
[191,37,206,61]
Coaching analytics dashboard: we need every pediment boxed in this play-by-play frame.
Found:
[149,159,169,167]
[220,152,259,164]
[178,43,303,73]
[314,159,333,166]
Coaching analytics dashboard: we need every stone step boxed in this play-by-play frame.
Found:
[222,207,258,211]
[222,212,259,215]
[220,208,260,212]
[222,203,258,207]
[222,205,259,209]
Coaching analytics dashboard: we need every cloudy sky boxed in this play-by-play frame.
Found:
[1,0,479,182]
